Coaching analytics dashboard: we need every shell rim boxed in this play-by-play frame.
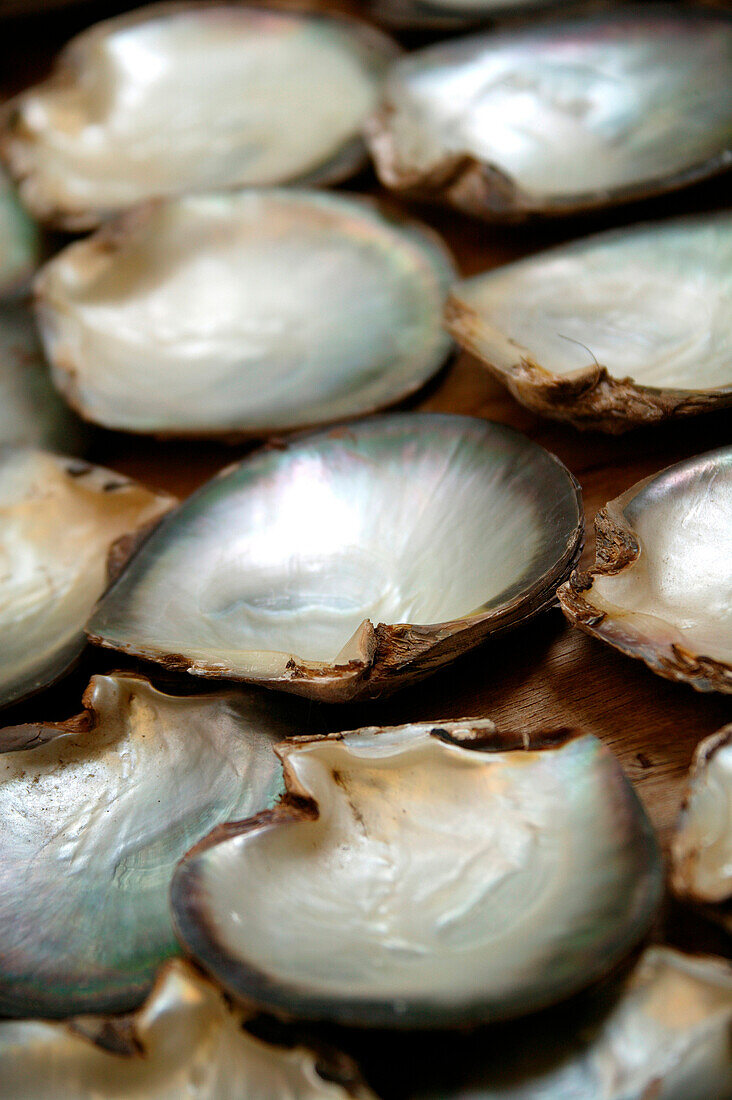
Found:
[366,6,732,220]
[557,448,732,693]
[33,189,458,440]
[170,720,663,1029]
[85,413,584,702]
[0,0,401,230]
[445,213,732,432]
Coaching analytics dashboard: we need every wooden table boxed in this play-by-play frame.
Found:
[1,2,730,1092]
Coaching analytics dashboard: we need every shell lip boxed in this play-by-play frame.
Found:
[367,0,567,30]
[367,6,732,220]
[171,719,663,1029]
[0,665,301,1019]
[0,1,400,231]
[558,448,732,693]
[671,722,732,910]
[0,450,175,711]
[32,189,458,440]
[21,957,375,1100]
[86,413,583,702]
[0,669,181,754]
[444,214,732,432]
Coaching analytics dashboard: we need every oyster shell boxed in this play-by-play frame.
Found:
[0,166,39,297]
[446,214,732,432]
[0,448,174,708]
[0,303,84,450]
[559,447,732,694]
[367,9,732,219]
[672,725,732,920]
[368,0,562,30]
[87,414,583,702]
[0,3,397,230]
[172,719,662,1028]
[404,947,732,1099]
[0,671,304,1017]
[0,958,376,1098]
[35,191,455,438]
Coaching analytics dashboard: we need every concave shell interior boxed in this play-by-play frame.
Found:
[87,414,583,702]
[446,214,732,432]
[171,719,662,1028]
[35,190,455,438]
[559,447,732,693]
[367,8,732,219]
[1,2,398,228]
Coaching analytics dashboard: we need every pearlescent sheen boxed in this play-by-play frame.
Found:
[87,414,582,701]
[172,721,662,1027]
[35,190,454,436]
[1,3,397,228]
[0,672,301,1017]
[0,448,173,708]
[369,10,732,217]
[0,959,375,1098]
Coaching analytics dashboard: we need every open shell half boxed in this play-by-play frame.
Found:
[367,9,732,220]
[0,303,84,450]
[446,214,732,432]
[0,958,376,1099]
[672,725,732,927]
[0,448,174,708]
[34,191,455,438]
[404,947,732,1099]
[367,0,563,30]
[0,671,307,1017]
[87,414,583,702]
[0,167,39,298]
[558,447,732,694]
[172,719,662,1028]
[0,2,398,230]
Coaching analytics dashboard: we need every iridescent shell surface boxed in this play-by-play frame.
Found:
[172,720,662,1028]
[447,214,732,431]
[87,414,583,702]
[0,672,302,1017]
[0,167,39,297]
[672,725,732,910]
[559,447,732,693]
[35,191,455,437]
[0,959,376,1098]
[368,0,563,30]
[0,303,84,450]
[1,2,397,229]
[0,448,173,708]
[368,9,732,219]
[403,948,732,1099]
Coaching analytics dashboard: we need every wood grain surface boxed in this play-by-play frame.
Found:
[1,2,730,1073]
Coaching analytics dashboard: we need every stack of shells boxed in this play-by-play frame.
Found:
[0,2,730,1097]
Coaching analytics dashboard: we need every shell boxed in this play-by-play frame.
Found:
[171,719,662,1028]
[367,0,563,30]
[367,9,732,220]
[0,2,398,230]
[558,447,732,694]
[0,671,309,1017]
[672,725,732,923]
[0,167,39,298]
[446,214,732,432]
[0,448,174,708]
[34,190,455,438]
[0,302,85,450]
[403,947,732,1099]
[0,958,376,1099]
[86,414,583,702]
